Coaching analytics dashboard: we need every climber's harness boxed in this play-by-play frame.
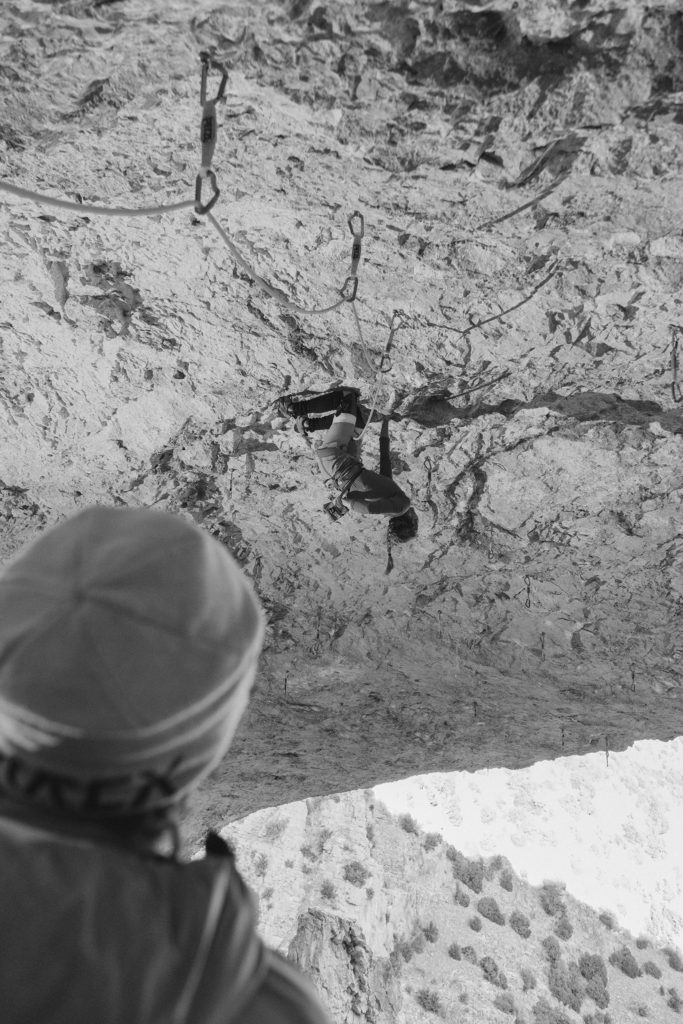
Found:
[322,467,363,523]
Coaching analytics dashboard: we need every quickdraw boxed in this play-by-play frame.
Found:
[671,326,683,404]
[340,210,364,302]
[195,52,228,216]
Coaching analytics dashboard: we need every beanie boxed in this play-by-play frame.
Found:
[0,507,265,817]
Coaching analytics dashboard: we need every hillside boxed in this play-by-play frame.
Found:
[226,779,683,1024]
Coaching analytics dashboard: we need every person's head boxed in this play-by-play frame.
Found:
[388,507,419,544]
[0,507,264,839]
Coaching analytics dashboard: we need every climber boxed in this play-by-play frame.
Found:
[0,507,332,1024]
[278,386,419,542]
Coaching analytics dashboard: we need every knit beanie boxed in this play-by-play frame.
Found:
[0,507,265,817]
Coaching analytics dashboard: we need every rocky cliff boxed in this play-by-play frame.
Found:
[1,0,683,836]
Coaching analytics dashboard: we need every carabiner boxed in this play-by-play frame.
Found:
[195,170,220,215]
[199,51,228,107]
[340,276,358,302]
[347,210,364,239]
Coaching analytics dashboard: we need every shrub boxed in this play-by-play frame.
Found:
[636,937,649,949]
[300,844,317,861]
[320,879,336,901]
[510,910,531,939]
[469,916,482,932]
[599,911,615,930]
[454,884,470,908]
[548,959,585,1013]
[542,936,561,963]
[264,818,287,841]
[422,921,439,943]
[254,853,268,877]
[666,948,683,972]
[500,868,514,891]
[636,1006,648,1017]
[449,849,484,893]
[478,896,505,925]
[415,988,442,1015]
[669,987,683,1013]
[532,996,572,1024]
[366,887,374,900]
[554,914,573,941]
[423,832,442,851]
[317,827,333,853]
[411,932,426,955]
[494,992,516,1015]
[579,953,607,987]
[396,939,413,962]
[262,887,274,902]
[585,974,609,1009]
[366,823,375,843]
[609,946,641,978]
[448,942,461,960]
[643,961,661,979]
[481,955,508,989]
[343,860,370,887]
[462,945,478,964]
[540,883,566,917]
[521,967,537,991]
[398,813,419,834]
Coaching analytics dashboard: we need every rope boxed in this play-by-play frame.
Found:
[0,180,195,218]
[206,211,347,316]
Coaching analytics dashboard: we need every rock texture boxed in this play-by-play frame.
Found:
[1,1,683,838]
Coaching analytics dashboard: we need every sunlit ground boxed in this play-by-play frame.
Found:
[374,737,683,950]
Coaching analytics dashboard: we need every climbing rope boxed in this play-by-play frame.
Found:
[671,327,683,403]
[0,180,195,218]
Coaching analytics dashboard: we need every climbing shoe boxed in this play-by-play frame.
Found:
[293,416,311,437]
[275,395,297,418]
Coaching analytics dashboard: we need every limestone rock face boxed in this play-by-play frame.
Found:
[1,1,683,837]
[287,909,401,1024]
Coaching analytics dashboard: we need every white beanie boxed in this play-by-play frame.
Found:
[0,506,265,816]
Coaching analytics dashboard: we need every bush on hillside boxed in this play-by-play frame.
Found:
[540,883,566,917]
[481,955,508,989]
[411,932,426,955]
[668,987,683,1013]
[599,911,615,930]
[531,997,572,1024]
[554,914,573,940]
[423,832,442,851]
[500,868,514,891]
[366,887,374,899]
[548,959,585,1013]
[317,827,333,853]
[609,946,641,978]
[366,823,375,844]
[665,948,683,973]
[494,992,516,1015]
[454,884,470,908]
[643,961,661,979]
[343,861,370,887]
[320,880,336,901]
[395,939,413,962]
[521,968,537,991]
[469,915,482,932]
[415,988,443,1015]
[510,910,531,939]
[448,942,461,960]
[422,921,439,943]
[478,896,506,925]
[264,818,287,841]
[579,953,607,986]
[636,937,649,950]
[636,1005,648,1017]
[585,974,610,1009]
[542,936,561,963]
[449,849,484,893]
[462,945,478,964]
[254,853,268,877]
[398,813,419,835]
